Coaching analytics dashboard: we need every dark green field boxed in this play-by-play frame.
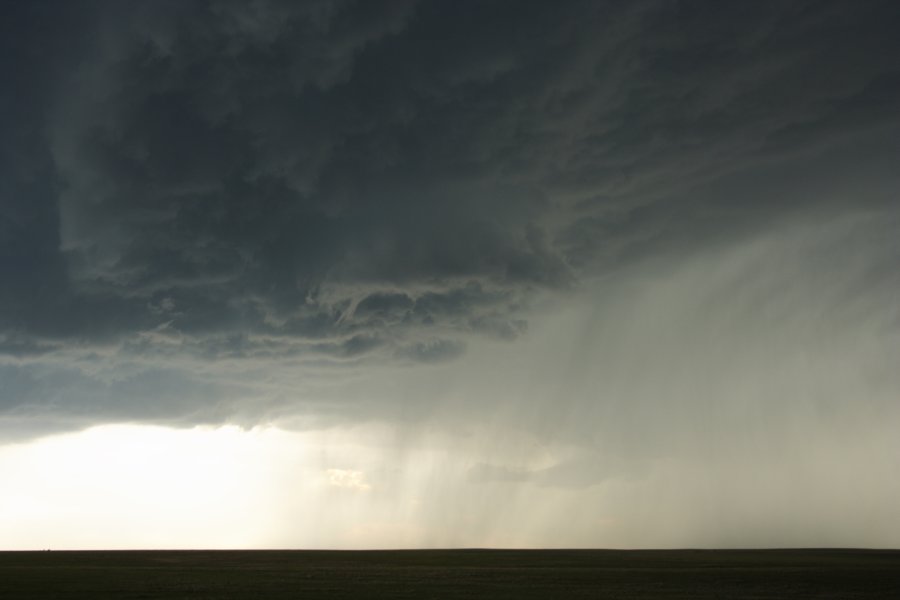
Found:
[2,549,899,599]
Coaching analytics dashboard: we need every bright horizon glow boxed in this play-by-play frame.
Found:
[0,423,529,550]
[0,425,307,549]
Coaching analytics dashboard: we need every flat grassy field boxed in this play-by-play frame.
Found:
[1,549,898,599]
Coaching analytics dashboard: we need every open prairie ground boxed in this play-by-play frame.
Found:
[1,549,898,599]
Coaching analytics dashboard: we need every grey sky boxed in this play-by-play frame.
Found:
[1,1,900,548]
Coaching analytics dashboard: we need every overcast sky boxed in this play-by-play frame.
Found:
[2,0,900,549]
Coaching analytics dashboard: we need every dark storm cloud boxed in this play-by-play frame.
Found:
[0,2,88,335]
[2,0,900,430]
[44,1,572,338]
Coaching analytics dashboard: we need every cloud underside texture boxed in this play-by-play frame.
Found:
[1,0,900,437]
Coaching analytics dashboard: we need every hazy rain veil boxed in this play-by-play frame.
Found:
[323,207,900,548]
